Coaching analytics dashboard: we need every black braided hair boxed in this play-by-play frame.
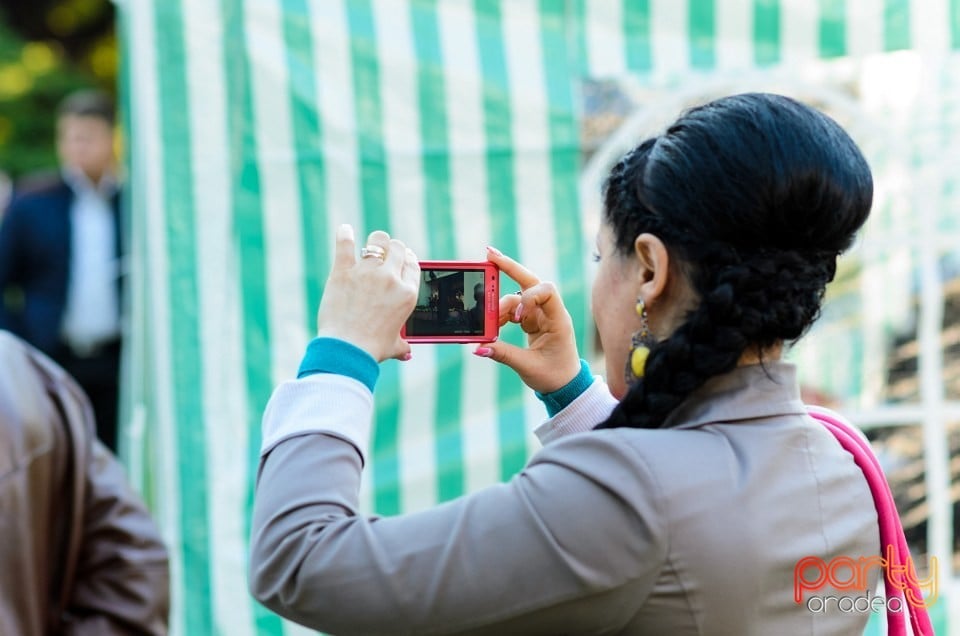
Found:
[595,93,872,430]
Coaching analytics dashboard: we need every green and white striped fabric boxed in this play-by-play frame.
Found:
[119,1,957,634]
[576,0,959,77]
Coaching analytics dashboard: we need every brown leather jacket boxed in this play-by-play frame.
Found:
[0,331,170,635]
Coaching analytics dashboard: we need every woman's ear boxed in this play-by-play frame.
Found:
[634,233,670,303]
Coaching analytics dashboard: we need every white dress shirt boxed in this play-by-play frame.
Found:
[60,169,121,355]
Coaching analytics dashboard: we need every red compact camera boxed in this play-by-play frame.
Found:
[401,261,500,343]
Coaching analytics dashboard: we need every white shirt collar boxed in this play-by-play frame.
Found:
[62,167,119,198]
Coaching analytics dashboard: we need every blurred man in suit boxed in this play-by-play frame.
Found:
[0,89,123,451]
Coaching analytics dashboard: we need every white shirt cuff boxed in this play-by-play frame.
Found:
[534,378,619,445]
[261,374,374,464]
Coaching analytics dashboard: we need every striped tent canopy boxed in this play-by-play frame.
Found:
[119,1,958,634]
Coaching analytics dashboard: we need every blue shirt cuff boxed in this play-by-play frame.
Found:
[297,337,380,392]
[535,359,593,417]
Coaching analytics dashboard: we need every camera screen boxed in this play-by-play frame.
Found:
[406,269,487,336]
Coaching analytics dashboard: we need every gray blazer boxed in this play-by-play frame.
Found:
[249,362,879,635]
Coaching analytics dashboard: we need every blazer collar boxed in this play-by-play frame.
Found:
[661,361,807,430]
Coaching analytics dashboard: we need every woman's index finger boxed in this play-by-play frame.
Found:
[334,224,357,270]
[486,248,540,290]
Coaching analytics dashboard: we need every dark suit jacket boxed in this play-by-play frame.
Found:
[0,177,122,355]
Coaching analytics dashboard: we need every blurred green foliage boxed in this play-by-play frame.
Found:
[0,0,116,181]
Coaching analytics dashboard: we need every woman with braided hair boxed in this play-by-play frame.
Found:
[250,93,881,635]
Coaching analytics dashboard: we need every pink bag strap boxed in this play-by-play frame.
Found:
[807,405,934,636]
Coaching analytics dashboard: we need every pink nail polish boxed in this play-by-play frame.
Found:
[514,304,523,322]
[486,245,503,256]
[473,347,494,358]
[402,352,413,361]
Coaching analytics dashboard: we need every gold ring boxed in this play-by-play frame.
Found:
[361,245,386,260]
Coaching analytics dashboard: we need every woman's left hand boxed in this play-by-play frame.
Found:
[477,248,582,394]
[315,225,420,362]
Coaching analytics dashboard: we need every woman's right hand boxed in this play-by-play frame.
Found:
[476,247,582,394]
[316,225,420,362]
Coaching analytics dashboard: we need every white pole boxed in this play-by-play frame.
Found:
[914,57,953,610]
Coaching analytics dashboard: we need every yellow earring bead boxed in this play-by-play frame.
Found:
[631,345,650,378]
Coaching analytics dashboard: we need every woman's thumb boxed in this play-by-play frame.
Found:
[473,340,527,373]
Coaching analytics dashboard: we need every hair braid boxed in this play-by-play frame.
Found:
[597,249,840,430]
[595,94,871,431]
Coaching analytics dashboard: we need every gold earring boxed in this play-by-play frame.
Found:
[625,297,655,385]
